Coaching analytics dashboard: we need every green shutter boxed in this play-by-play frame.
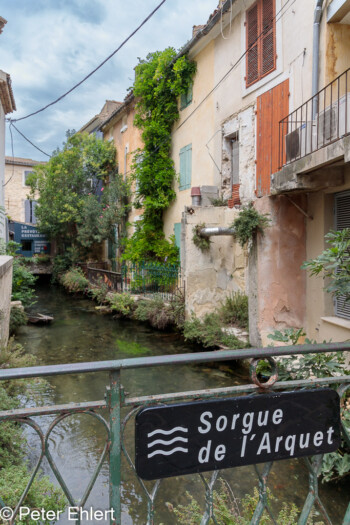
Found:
[174,223,181,250]
[180,84,193,110]
[179,144,192,190]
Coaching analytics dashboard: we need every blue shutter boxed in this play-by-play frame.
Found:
[174,223,181,250]
[32,201,38,224]
[24,200,31,222]
[179,144,192,190]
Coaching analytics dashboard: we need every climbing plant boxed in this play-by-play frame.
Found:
[122,48,196,262]
[231,203,270,247]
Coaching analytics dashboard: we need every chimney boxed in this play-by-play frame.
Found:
[192,24,204,38]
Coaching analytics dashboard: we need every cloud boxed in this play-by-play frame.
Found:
[2,0,217,160]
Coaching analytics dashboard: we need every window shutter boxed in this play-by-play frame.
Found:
[179,147,186,189]
[32,201,38,224]
[246,3,259,87]
[24,199,31,222]
[261,0,275,78]
[334,190,350,320]
[174,223,181,250]
[186,144,192,188]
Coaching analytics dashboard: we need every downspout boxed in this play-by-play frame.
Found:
[199,227,235,237]
[312,0,324,119]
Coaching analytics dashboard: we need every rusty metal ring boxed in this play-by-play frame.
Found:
[250,356,278,389]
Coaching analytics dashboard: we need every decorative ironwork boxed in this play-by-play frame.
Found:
[0,343,349,524]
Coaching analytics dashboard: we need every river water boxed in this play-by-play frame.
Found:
[16,279,349,524]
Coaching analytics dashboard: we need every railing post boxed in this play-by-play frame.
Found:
[108,370,122,525]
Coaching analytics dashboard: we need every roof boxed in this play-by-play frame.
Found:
[0,70,16,114]
[5,156,46,167]
[101,91,134,130]
[79,100,122,133]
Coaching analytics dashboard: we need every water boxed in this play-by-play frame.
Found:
[15,279,349,524]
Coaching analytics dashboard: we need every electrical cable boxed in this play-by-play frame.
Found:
[2,122,15,188]
[8,0,166,123]
[10,122,51,158]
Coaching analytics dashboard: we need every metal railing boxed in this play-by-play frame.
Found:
[87,267,122,292]
[121,262,182,299]
[279,68,350,169]
[0,343,349,524]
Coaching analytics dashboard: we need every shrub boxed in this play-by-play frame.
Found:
[220,291,249,329]
[231,203,270,247]
[183,313,246,349]
[88,279,109,305]
[60,267,89,293]
[52,254,72,283]
[9,307,27,334]
[108,293,135,316]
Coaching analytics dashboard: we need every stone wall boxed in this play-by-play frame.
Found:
[0,255,13,346]
[181,206,247,318]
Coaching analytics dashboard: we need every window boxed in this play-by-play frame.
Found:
[23,170,33,186]
[246,0,276,88]
[174,223,181,250]
[179,144,192,190]
[180,84,193,110]
[24,200,38,224]
[334,190,350,320]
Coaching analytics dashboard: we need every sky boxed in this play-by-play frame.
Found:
[0,0,218,161]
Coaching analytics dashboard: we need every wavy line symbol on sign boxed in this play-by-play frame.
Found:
[147,426,189,459]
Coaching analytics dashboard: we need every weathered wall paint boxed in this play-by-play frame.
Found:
[252,195,307,346]
[325,23,350,84]
[181,206,247,319]
[4,159,40,223]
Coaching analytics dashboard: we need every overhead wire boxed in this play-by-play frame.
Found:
[7,0,166,123]
[10,122,51,158]
[2,122,15,188]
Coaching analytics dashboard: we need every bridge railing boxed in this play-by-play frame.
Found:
[0,343,349,525]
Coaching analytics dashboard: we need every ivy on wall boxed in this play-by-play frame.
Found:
[122,48,196,262]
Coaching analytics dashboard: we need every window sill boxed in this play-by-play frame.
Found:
[321,316,350,330]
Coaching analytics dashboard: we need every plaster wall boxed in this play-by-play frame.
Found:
[0,256,12,346]
[325,22,350,84]
[164,41,216,239]
[305,168,350,342]
[252,196,307,346]
[4,162,39,222]
[0,104,5,240]
[181,206,247,318]
[103,102,143,234]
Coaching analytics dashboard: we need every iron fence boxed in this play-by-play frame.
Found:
[0,343,349,524]
[279,67,350,169]
[87,267,122,292]
[121,262,182,299]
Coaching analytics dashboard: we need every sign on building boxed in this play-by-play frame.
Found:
[135,389,340,480]
[9,221,51,257]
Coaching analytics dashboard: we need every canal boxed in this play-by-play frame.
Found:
[15,278,349,524]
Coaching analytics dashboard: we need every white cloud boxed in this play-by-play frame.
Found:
[2,0,218,160]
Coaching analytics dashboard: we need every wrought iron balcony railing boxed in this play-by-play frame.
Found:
[279,68,350,169]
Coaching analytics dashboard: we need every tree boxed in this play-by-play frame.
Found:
[28,131,130,263]
[301,229,350,300]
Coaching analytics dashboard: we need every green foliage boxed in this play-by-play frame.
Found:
[192,223,211,251]
[88,280,109,305]
[183,313,247,349]
[0,341,66,520]
[134,293,185,330]
[124,48,196,262]
[231,203,270,247]
[28,131,129,264]
[302,229,350,301]
[60,267,89,293]
[51,254,72,283]
[266,328,350,484]
[2,242,37,306]
[107,293,136,316]
[220,291,249,329]
[9,307,27,334]
[171,483,305,525]
[210,196,229,207]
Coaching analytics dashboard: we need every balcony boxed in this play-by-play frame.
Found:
[271,68,350,194]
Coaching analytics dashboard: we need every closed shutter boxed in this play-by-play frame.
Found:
[174,223,181,251]
[179,144,192,190]
[334,191,350,320]
[24,199,31,222]
[31,201,38,224]
[261,0,275,78]
[246,3,259,87]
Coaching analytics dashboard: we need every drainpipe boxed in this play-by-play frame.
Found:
[199,227,236,237]
[312,0,324,119]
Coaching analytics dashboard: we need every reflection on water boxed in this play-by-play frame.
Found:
[16,279,349,524]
